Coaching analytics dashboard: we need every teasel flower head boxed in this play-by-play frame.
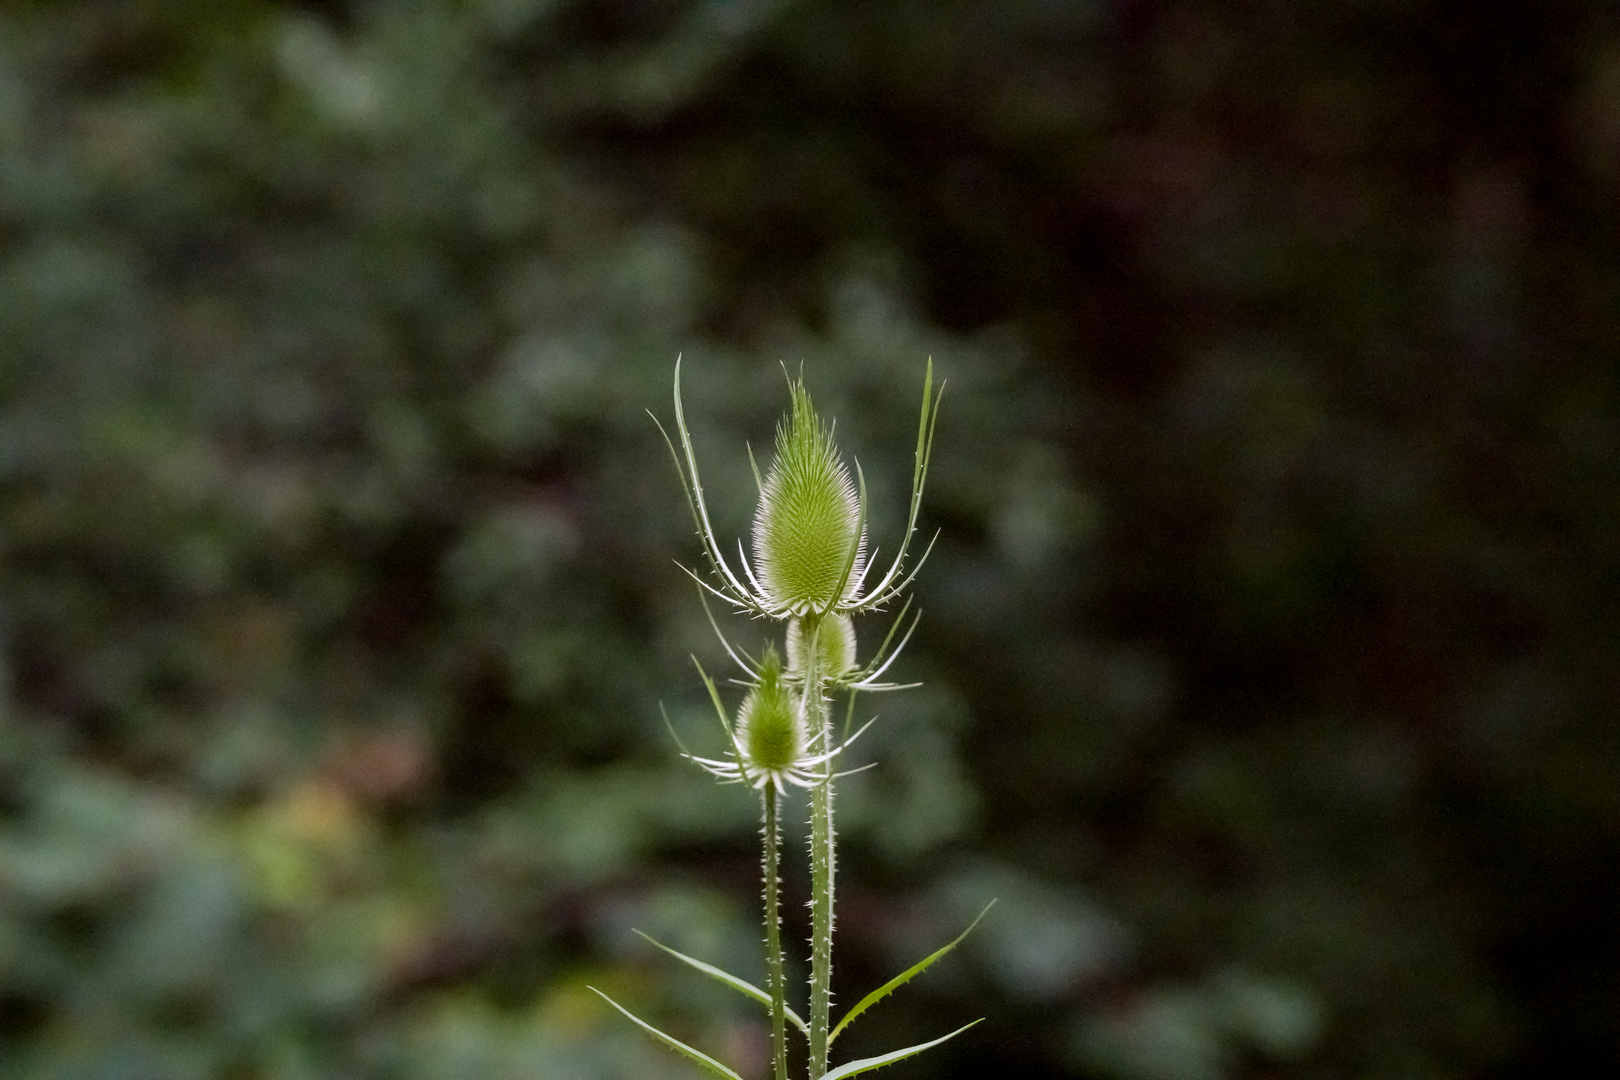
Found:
[678,643,876,796]
[735,645,807,779]
[751,382,866,615]
[787,613,857,683]
[654,357,944,625]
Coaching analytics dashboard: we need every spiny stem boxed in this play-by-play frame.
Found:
[762,785,788,1080]
[809,749,835,1077]
[804,617,835,1078]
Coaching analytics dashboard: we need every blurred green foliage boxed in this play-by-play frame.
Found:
[1,1,1617,1078]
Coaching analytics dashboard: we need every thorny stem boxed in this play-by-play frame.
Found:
[809,762,835,1077]
[762,785,788,1080]
[804,616,835,1078]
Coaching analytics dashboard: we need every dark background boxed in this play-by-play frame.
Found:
[1,1,1617,1077]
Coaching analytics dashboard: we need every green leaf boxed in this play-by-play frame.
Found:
[633,929,810,1038]
[829,900,994,1044]
[820,1020,983,1080]
[588,986,745,1080]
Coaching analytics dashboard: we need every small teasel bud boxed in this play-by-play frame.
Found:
[736,645,805,776]
[752,379,866,614]
[787,613,857,682]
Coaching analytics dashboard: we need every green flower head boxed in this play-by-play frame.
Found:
[751,380,867,615]
[787,613,857,682]
[656,356,941,624]
[683,641,867,794]
[736,645,805,776]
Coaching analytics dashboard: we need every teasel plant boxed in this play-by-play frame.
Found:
[590,359,993,1079]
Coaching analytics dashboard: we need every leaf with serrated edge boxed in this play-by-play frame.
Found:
[588,987,745,1080]
[820,1020,983,1080]
[633,929,810,1037]
[829,900,995,1045]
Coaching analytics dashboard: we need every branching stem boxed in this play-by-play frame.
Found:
[651,361,959,1080]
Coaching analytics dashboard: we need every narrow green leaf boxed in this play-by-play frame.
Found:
[588,986,745,1080]
[820,1020,983,1080]
[633,929,811,1038]
[659,356,752,603]
[861,595,916,679]
[698,587,761,675]
[693,658,748,765]
[856,358,944,608]
[828,900,995,1045]
[660,702,697,760]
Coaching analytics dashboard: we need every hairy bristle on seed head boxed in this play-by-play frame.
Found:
[752,380,866,615]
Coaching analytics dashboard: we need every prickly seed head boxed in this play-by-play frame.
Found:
[736,646,805,774]
[787,614,857,681]
[752,380,866,614]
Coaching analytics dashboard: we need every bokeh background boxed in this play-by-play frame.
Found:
[2,1,1618,1077]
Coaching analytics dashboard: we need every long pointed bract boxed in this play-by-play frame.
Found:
[849,359,942,611]
[829,900,996,1044]
[665,357,753,601]
[589,987,747,1080]
[820,1020,982,1080]
[630,929,809,1038]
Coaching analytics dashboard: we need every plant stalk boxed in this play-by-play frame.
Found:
[805,617,835,1078]
[762,784,788,1080]
[809,748,835,1077]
